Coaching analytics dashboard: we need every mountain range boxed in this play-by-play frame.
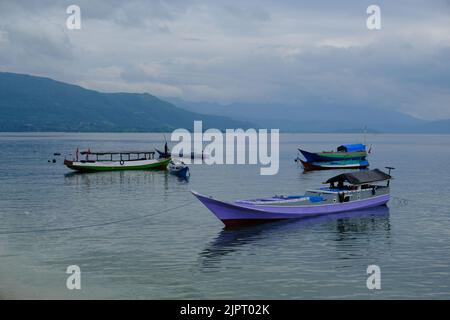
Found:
[165,98,450,133]
[0,72,253,132]
[0,71,448,133]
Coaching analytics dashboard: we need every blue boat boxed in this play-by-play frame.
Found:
[299,144,367,162]
[167,160,190,179]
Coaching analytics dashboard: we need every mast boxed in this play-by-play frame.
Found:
[363,125,367,146]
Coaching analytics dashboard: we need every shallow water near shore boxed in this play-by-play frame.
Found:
[0,132,449,299]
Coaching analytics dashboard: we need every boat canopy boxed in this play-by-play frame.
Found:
[325,169,391,185]
[80,151,155,155]
[337,144,366,152]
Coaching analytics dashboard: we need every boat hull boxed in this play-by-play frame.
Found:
[299,149,367,162]
[64,158,171,172]
[192,191,389,227]
[169,166,190,178]
[301,159,369,171]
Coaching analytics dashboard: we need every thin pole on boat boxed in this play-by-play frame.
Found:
[385,166,395,175]
[162,133,170,156]
[385,166,395,186]
[363,125,367,146]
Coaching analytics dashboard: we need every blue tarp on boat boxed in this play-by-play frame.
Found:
[337,144,366,152]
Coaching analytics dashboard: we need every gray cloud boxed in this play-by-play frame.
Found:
[0,0,449,119]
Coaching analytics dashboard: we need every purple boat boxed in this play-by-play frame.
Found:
[192,168,393,227]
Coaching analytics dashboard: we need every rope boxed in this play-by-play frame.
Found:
[390,196,449,209]
[0,200,195,235]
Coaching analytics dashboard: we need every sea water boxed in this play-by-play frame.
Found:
[0,133,449,299]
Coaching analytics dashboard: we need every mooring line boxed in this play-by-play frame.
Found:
[0,200,195,235]
[390,196,449,209]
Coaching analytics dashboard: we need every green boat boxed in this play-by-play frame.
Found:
[299,144,368,162]
[64,150,170,172]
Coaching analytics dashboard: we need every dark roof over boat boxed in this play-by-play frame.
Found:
[325,169,391,185]
[337,144,366,152]
[80,151,155,155]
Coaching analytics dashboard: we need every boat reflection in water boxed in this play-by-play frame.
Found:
[199,205,390,269]
[64,169,172,191]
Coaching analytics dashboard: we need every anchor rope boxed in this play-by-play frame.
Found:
[0,200,195,235]
[1,196,446,235]
[390,196,449,209]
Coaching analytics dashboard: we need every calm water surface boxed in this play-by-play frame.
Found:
[0,133,449,299]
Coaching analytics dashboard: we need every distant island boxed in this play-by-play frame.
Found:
[0,71,449,133]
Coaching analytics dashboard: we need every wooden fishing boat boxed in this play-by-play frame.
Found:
[192,168,392,227]
[64,150,170,172]
[298,159,369,171]
[168,159,190,179]
[299,144,367,162]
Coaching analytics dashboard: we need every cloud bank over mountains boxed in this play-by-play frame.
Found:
[1,0,449,120]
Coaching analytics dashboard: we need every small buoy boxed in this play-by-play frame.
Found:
[48,160,51,163]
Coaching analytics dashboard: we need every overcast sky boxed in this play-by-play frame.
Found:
[1,0,450,120]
